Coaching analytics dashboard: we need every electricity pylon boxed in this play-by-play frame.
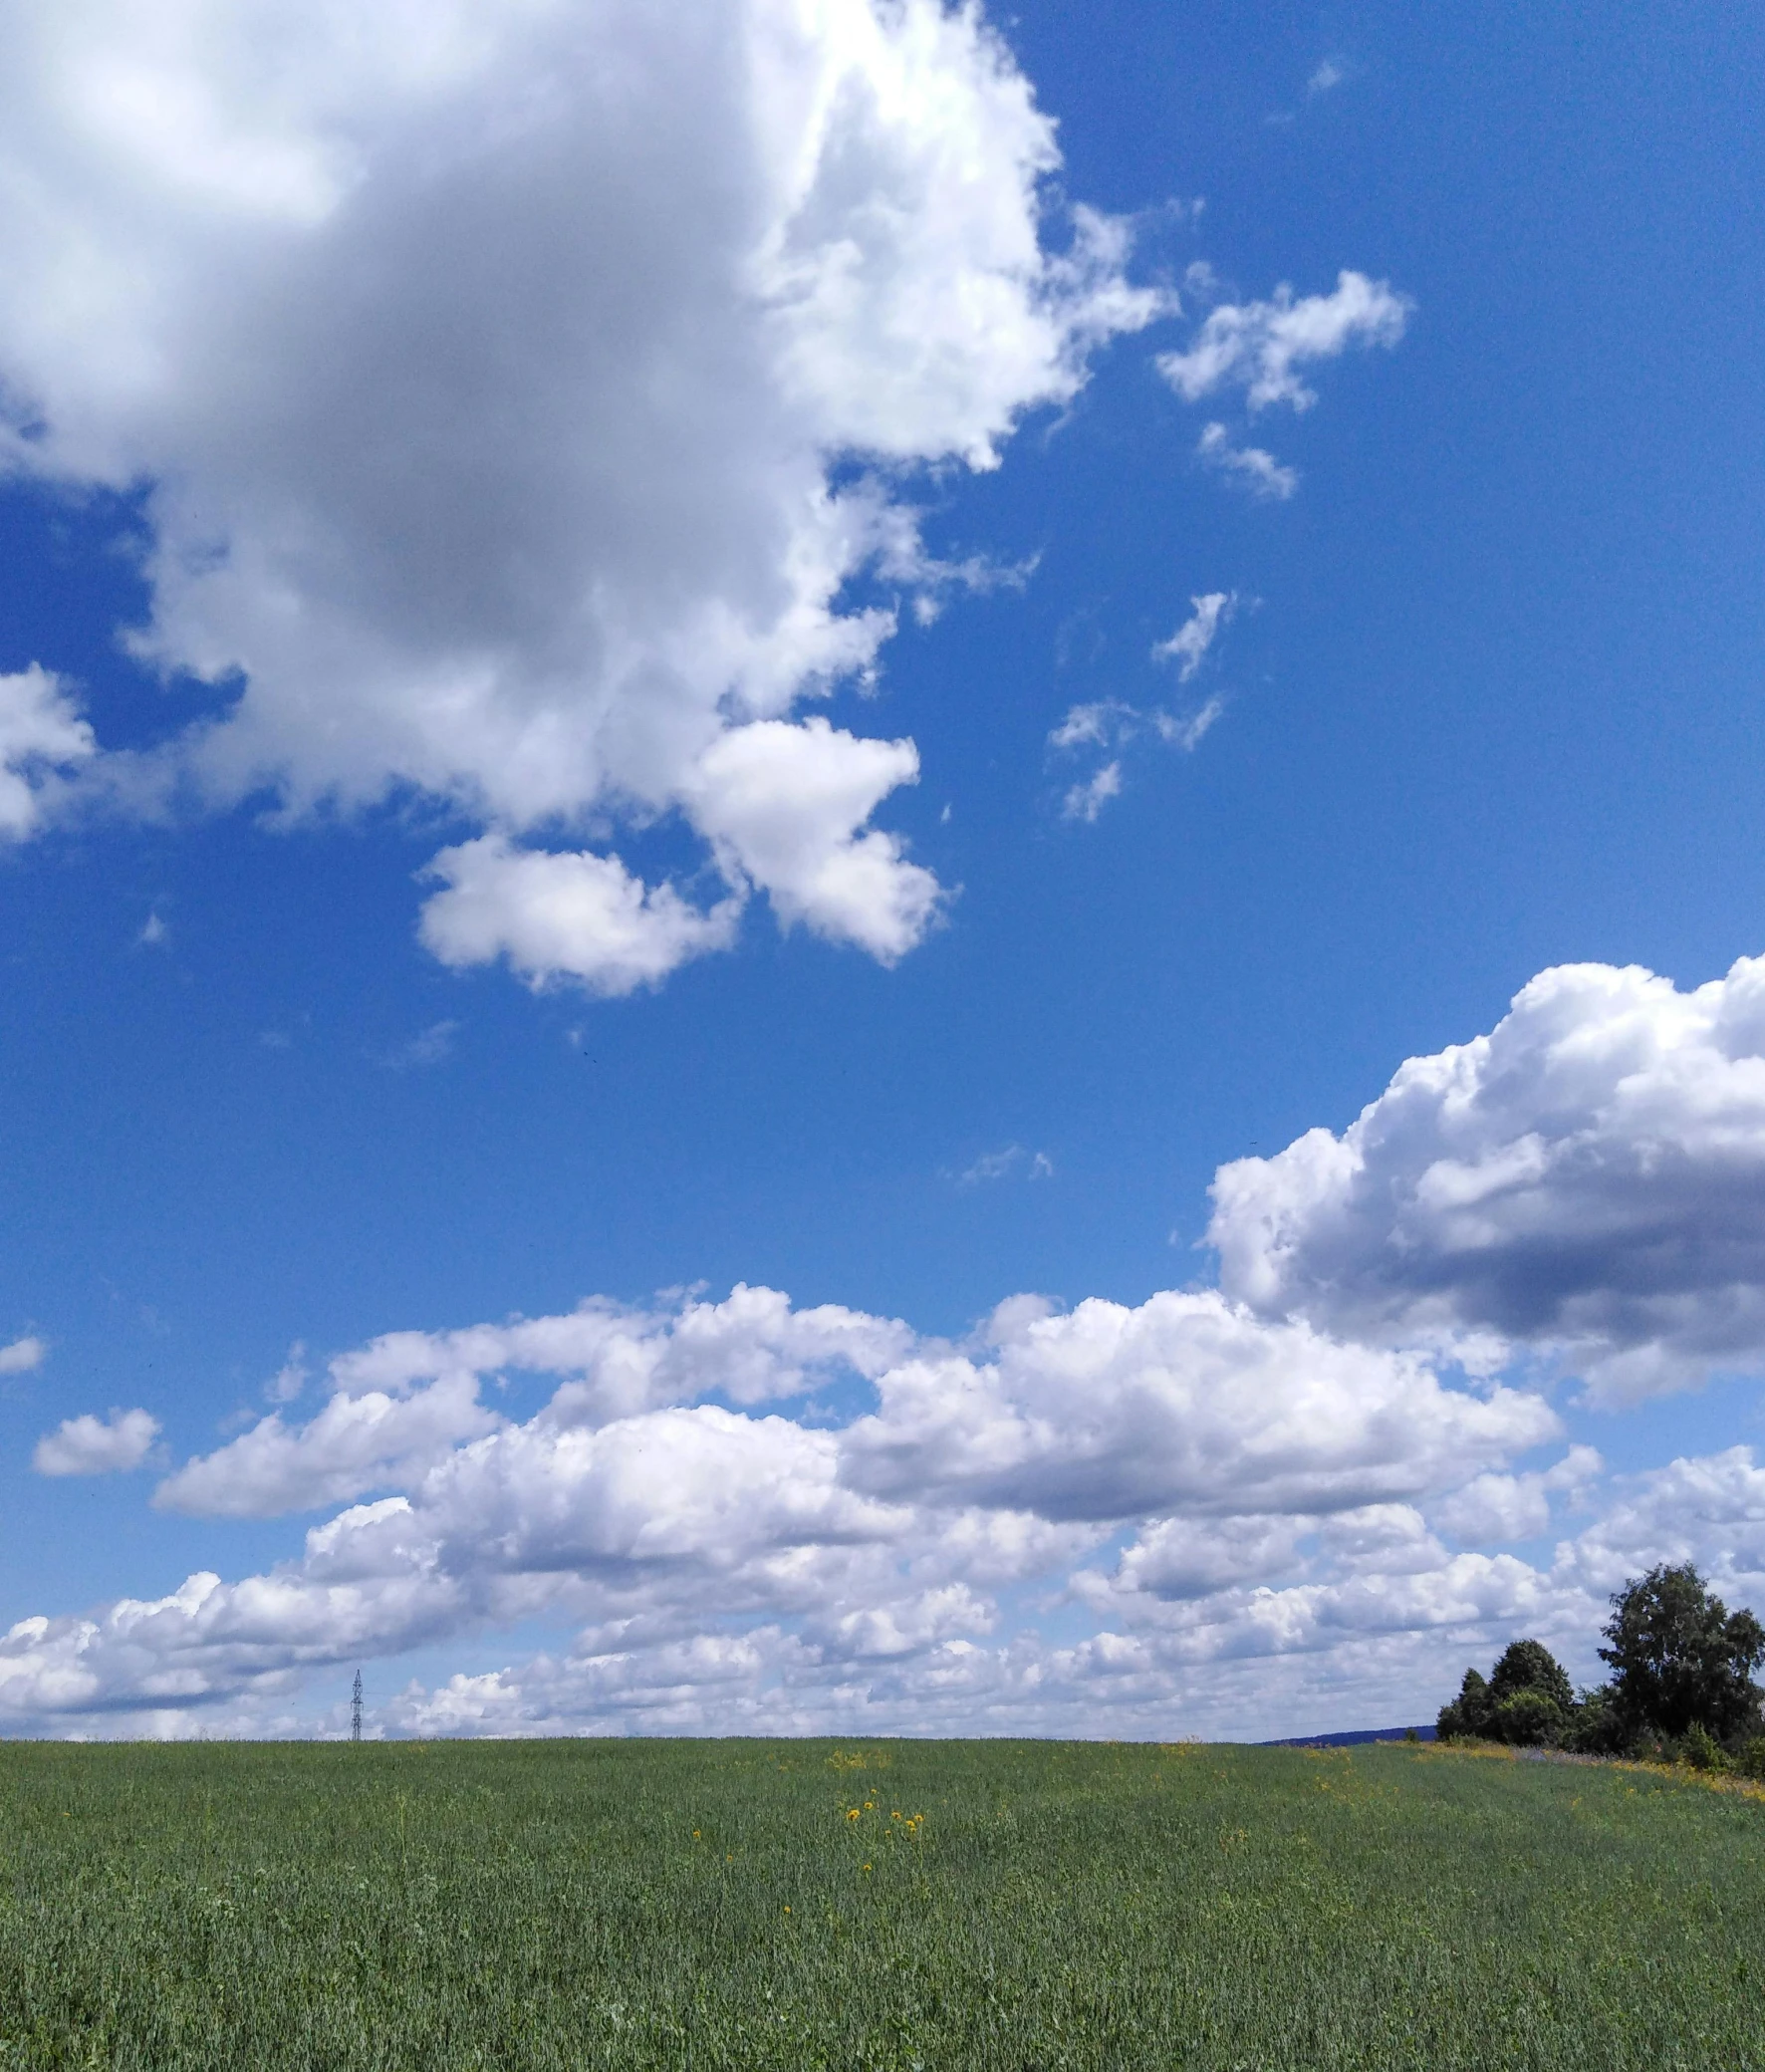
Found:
[351,1669,364,1743]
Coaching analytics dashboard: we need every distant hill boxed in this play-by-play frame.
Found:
[1263,1726,1437,1748]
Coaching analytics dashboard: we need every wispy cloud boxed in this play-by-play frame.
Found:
[1308,58,1346,97]
[1062,763,1123,823]
[1196,423,1299,500]
[1049,699,1135,752]
[1050,590,1236,819]
[1153,696,1224,751]
[1152,592,1239,680]
[265,1344,309,1405]
[1158,271,1409,415]
[381,1020,459,1070]
[955,1145,1055,1185]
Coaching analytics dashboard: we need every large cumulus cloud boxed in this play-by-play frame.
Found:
[1209,954,1765,1401]
[0,0,1164,986]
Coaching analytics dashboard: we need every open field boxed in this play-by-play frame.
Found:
[2,1736,1763,2070]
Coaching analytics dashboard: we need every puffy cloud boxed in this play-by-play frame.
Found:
[1429,1444,1603,1546]
[1209,952,1765,1401]
[1,1278,1578,1733]
[1150,591,1236,679]
[840,1290,1557,1522]
[1157,270,1409,413]
[153,1373,500,1518]
[158,1283,913,1519]
[1562,1446,1765,1602]
[1195,422,1298,500]
[0,1334,47,1375]
[0,0,1164,986]
[684,716,943,959]
[33,1408,160,1476]
[0,667,94,839]
[418,837,743,996]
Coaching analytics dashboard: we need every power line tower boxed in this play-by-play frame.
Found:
[351,1669,364,1743]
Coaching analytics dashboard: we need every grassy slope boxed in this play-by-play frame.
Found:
[1,1737,1762,2070]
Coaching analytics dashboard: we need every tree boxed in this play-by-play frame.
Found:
[1599,1563,1765,1745]
[1435,1640,1576,1746]
[1435,1667,1491,1741]
[1488,1639,1574,1713]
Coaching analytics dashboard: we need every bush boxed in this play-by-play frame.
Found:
[1564,1686,1630,1757]
[1679,1721,1727,1772]
[1737,1737,1765,1780]
[1486,1689,1565,1748]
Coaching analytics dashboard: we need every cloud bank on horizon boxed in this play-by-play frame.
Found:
[14,950,1765,1739]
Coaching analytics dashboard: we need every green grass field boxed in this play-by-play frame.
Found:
[2,1736,1763,2070]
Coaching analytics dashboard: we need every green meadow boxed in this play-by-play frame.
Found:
[2,1736,1763,2070]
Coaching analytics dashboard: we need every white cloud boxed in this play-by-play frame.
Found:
[0,666,95,839]
[33,1408,160,1476]
[1158,270,1409,413]
[840,1291,1555,1523]
[1430,1445,1603,1545]
[1,1279,1578,1734]
[1061,760,1122,822]
[1210,951,1765,1402]
[0,0,1166,988]
[158,1283,913,1520]
[685,717,944,960]
[419,837,744,996]
[154,1372,500,1518]
[1151,591,1236,679]
[1307,59,1346,97]
[0,1334,46,1376]
[1563,1445,1765,1603]
[1196,422,1298,500]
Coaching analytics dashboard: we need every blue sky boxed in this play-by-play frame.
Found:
[2,0,1763,1738]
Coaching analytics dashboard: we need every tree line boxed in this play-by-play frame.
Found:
[1437,1562,1765,1770]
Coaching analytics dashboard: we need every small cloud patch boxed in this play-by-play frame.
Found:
[34,1408,161,1476]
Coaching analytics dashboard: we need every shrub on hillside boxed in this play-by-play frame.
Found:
[1563,1685,1629,1756]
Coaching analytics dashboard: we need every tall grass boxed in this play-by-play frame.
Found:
[1,1736,1761,2068]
